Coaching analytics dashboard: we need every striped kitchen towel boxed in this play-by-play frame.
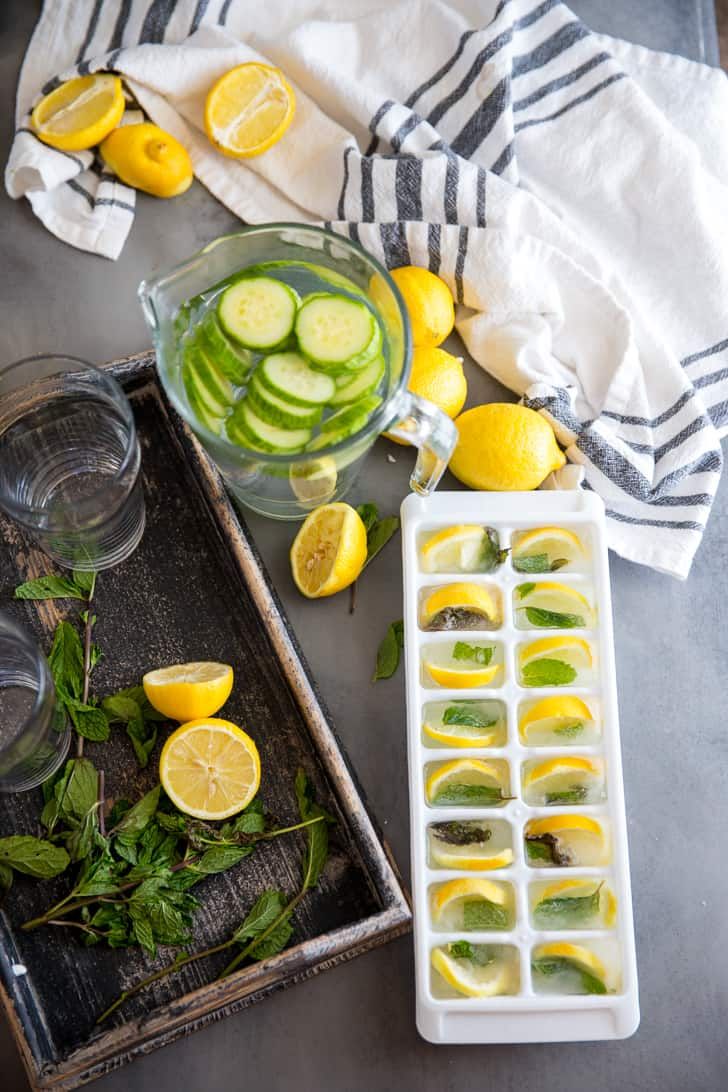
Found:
[6,0,728,578]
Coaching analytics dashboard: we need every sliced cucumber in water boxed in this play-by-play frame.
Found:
[183,343,234,415]
[295,293,376,369]
[218,276,300,351]
[228,401,311,453]
[329,355,385,406]
[247,375,323,429]
[321,394,383,439]
[340,318,382,372]
[198,312,254,384]
[258,351,335,407]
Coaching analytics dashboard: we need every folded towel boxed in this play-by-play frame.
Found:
[6,0,728,578]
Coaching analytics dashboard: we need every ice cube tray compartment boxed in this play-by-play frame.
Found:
[401,491,639,1043]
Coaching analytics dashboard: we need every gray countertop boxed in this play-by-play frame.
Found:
[1,3,725,1090]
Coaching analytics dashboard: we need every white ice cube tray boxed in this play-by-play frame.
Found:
[400,490,639,1044]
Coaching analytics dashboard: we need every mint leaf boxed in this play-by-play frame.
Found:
[0,863,12,901]
[430,821,492,846]
[524,607,584,629]
[448,940,474,960]
[516,583,536,599]
[525,833,572,866]
[521,658,577,687]
[432,783,506,806]
[442,705,497,729]
[452,642,493,666]
[478,528,509,573]
[553,721,584,738]
[48,621,84,701]
[295,768,330,892]
[364,515,400,567]
[462,899,508,930]
[373,619,404,681]
[544,786,588,805]
[233,890,288,944]
[355,503,379,532]
[448,941,495,966]
[0,835,70,879]
[534,884,602,927]
[14,575,87,601]
[531,956,607,994]
[196,844,253,874]
[71,569,96,596]
[513,555,550,574]
[102,695,141,722]
[249,916,293,960]
[111,785,160,838]
[66,702,109,741]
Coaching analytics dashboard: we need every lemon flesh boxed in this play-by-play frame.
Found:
[205,62,295,158]
[525,814,608,867]
[421,581,501,630]
[522,756,604,806]
[532,941,609,994]
[425,758,509,807]
[512,526,585,570]
[431,877,511,931]
[432,944,515,998]
[390,266,455,347]
[143,661,233,722]
[101,122,193,198]
[31,73,125,151]
[533,879,617,928]
[423,700,503,748]
[519,696,595,745]
[290,502,367,598]
[421,525,495,573]
[514,581,592,627]
[449,403,566,491]
[159,717,260,820]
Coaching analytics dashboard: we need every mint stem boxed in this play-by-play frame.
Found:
[76,581,96,759]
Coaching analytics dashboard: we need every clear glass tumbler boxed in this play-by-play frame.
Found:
[0,612,69,793]
[0,355,145,570]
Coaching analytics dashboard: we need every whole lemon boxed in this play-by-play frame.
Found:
[390,266,455,348]
[100,122,193,198]
[449,403,566,491]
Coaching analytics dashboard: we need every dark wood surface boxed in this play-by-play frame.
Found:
[0,356,410,1090]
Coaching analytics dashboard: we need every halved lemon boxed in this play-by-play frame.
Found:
[525,814,608,867]
[426,758,509,807]
[205,62,295,158]
[143,661,233,722]
[522,756,604,805]
[533,878,617,928]
[431,877,510,930]
[432,944,513,997]
[159,717,260,820]
[512,527,585,571]
[531,941,608,993]
[421,581,501,629]
[421,525,502,573]
[290,502,367,598]
[31,73,125,152]
[518,635,593,686]
[514,581,592,627]
[519,696,595,744]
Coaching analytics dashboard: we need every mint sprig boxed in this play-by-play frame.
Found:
[513,555,569,574]
[462,898,508,931]
[452,641,493,666]
[523,607,585,629]
[521,658,577,687]
[534,883,603,927]
[442,705,497,729]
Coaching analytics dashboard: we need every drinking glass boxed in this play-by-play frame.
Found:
[0,355,145,570]
[0,612,69,793]
[140,224,458,520]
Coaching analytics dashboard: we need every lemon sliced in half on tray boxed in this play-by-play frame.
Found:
[31,73,125,151]
[525,814,608,867]
[519,696,595,744]
[423,642,501,689]
[514,581,592,629]
[421,581,501,630]
[531,941,609,994]
[426,758,510,808]
[160,717,261,820]
[533,878,617,929]
[522,756,604,807]
[431,877,510,931]
[518,636,592,687]
[511,527,585,573]
[143,661,233,722]
[429,820,514,871]
[290,502,367,598]
[432,942,513,998]
[420,525,506,574]
[205,62,296,158]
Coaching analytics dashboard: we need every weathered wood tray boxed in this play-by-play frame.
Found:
[0,353,411,1091]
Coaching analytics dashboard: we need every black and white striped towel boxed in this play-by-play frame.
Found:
[6,0,728,578]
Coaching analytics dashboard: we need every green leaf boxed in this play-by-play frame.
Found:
[524,607,584,629]
[452,642,493,666]
[102,695,141,722]
[67,703,110,741]
[250,916,293,960]
[534,885,602,927]
[553,721,584,738]
[462,899,508,930]
[125,711,157,768]
[0,835,70,879]
[448,941,495,966]
[478,529,509,573]
[71,569,96,596]
[372,619,404,681]
[364,515,400,567]
[514,555,568,573]
[442,705,497,729]
[295,768,330,892]
[448,939,475,960]
[430,821,491,847]
[355,503,379,532]
[61,758,99,825]
[195,844,253,874]
[524,834,572,866]
[14,575,87,601]
[233,890,288,944]
[64,807,100,863]
[531,956,607,994]
[103,685,167,722]
[75,850,124,897]
[0,863,13,901]
[128,904,156,955]
[112,785,161,839]
[223,799,266,837]
[432,783,506,806]
[521,658,577,687]
[544,786,588,805]
[515,583,536,599]
[48,621,84,700]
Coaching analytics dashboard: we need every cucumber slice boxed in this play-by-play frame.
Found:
[228,400,311,453]
[329,355,385,406]
[199,312,254,384]
[186,385,225,434]
[258,352,335,407]
[341,317,383,372]
[295,293,376,369]
[320,394,383,439]
[247,375,323,429]
[218,277,300,351]
[182,344,233,415]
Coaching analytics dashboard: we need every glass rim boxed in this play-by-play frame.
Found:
[143,223,413,464]
[0,611,51,764]
[0,353,139,521]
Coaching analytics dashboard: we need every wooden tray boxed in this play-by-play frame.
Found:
[0,353,411,1091]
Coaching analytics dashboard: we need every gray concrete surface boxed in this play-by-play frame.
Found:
[1,3,725,1091]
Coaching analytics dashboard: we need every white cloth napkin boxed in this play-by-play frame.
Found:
[6,0,728,578]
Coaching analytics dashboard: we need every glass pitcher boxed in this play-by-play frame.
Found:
[139,224,457,519]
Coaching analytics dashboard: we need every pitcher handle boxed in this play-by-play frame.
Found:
[385,390,458,496]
